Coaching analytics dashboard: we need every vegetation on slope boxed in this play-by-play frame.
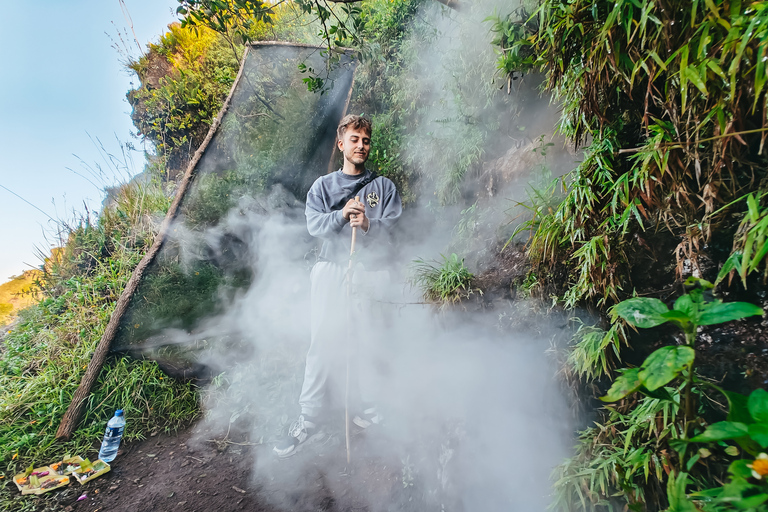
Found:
[0,271,40,327]
[1,6,446,509]
[490,0,768,509]
[127,23,242,177]
[8,0,768,510]
[0,182,198,511]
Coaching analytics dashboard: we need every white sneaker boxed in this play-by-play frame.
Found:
[273,414,319,457]
[352,407,382,429]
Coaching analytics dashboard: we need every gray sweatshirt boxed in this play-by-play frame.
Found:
[305,169,402,266]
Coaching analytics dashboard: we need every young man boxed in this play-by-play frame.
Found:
[273,115,402,457]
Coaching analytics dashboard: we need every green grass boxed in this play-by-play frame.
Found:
[409,253,475,305]
[552,393,683,512]
[566,320,626,382]
[0,180,200,511]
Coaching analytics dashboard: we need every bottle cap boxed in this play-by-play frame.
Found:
[115,409,124,416]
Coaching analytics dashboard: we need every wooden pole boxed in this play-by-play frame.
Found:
[345,195,360,464]
[55,47,252,441]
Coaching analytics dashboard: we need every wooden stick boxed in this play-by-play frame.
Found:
[55,47,252,441]
[345,195,360,464]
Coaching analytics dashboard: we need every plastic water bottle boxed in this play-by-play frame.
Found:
[98,410,125,463]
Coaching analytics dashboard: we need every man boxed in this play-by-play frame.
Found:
[273,114,403,457]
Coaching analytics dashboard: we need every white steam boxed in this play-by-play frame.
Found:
[152,1,578,511]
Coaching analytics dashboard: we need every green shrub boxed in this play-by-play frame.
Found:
[410,253,475,304]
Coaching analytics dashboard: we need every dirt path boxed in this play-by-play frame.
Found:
[36,420,431,512]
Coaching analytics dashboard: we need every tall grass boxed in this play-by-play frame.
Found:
[410,253,475,305]
[552,393,682,511]
[0,180,199,511]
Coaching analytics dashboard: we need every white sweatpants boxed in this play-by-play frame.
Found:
[298,261,388,417]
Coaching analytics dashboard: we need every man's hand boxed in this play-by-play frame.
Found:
[342,198,369,232]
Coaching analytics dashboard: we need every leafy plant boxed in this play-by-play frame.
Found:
[566,320,626,382]
[661,389,768,511]
[554,279,763,511]
[410,253,475,305]
[485,8,538,85]
[553,392,683,511]
[603,278,762,420]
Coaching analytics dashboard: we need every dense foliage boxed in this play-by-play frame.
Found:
[128,24,242,176]
[491,0,768,510]
[493,0,768,307]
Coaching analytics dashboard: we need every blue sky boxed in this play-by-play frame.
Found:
[0,0,179,281]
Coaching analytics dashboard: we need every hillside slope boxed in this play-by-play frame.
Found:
[0,270,40,326]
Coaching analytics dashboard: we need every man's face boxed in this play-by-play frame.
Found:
[338,126,371,166]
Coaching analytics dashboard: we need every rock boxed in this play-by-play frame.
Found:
[477,141,541,199]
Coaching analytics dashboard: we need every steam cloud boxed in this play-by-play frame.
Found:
[150,1,578,510]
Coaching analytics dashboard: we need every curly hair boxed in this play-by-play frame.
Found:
[337,114,372,140]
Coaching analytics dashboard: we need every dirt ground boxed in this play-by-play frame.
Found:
[22,419,439,512]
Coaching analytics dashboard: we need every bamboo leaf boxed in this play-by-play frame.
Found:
[704,0,721,19]
[665,472,698,512]
[755,44,767,113]
[749,239,768,274]
[680,45,689,109]
[715,251,741,286]
[683,66,708,96]
[706,60,727,81]
[697,24,711,59]
[747,193,759,222]
[729,0,742,17]
[729,17,759,98]
[742,234,755,283]
[648,50,667,71]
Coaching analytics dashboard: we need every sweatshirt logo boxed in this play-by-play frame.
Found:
[366,192,379,208]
